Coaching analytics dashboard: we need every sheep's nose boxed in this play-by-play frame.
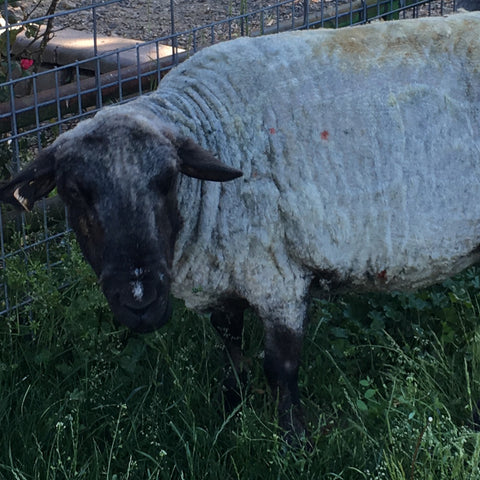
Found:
[123,279,158,310]
[100,272,157,309]
[100,267,172,332]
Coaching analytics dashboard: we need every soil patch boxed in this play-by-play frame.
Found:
[21,0,325,44]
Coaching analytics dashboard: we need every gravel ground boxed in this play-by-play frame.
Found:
[19,0,455,47]
[20,0,325,43]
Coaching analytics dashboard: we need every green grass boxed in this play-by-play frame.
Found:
[2,235,480,479]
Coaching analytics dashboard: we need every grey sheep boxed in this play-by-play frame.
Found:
[2,12,480,438]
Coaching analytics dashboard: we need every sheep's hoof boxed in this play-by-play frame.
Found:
[279,405,311,448]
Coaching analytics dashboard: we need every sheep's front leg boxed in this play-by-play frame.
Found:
[211,302,247,412]
[263,325,306,439]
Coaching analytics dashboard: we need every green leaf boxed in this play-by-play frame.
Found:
[356,399,368,412]
[364,389,377,400]
[330,327,349,339]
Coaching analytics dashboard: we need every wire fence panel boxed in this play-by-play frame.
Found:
[0,0,458,318]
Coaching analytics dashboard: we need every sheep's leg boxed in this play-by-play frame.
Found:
[211,302,247,412]
[263,325,306,439]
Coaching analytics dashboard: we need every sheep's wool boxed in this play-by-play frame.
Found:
[140,13,480,330]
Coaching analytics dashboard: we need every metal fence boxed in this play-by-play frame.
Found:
[0,0,458,318]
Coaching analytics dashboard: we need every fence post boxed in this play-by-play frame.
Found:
[304,0,311,28]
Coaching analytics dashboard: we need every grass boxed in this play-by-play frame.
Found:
[2,235,480,479]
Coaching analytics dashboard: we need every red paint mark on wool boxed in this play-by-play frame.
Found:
[269,127,276,134]
[377,270,387,280]
[321,130,329,140]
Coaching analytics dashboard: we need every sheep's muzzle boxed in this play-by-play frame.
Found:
[100,270,172,333]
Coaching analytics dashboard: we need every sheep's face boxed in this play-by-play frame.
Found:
[0,112,242,333]
[54,117,180,333]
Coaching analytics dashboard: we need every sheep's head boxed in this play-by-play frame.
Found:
[0,110,242,333]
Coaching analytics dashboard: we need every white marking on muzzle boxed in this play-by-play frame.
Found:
[131,281,144,302]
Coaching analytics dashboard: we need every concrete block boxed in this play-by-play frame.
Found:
[13,27,182,74]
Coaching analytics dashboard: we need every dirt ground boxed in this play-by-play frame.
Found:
[21,0,324,43]
[18,0,457,51]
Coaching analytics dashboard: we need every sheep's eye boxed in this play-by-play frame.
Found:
[68,184,82,201]
[64,179,95,207]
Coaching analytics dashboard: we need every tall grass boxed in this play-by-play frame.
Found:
[1,236,480,479]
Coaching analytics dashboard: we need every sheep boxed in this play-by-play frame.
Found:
[1,12,480,439]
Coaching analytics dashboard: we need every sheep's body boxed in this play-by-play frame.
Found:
[134,12,480,331]
[3,12,480,438]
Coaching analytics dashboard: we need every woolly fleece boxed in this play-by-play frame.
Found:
[132,12,480,331]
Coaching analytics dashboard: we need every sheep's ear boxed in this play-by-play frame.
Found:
[177,138,243,182]
[0,146,57,212]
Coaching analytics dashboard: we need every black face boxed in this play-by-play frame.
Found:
[0,107,242,334]
[54,126,180,334]
[61,188,177,333]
